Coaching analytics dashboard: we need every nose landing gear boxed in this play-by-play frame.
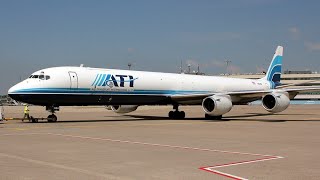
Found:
[47,114,57,122]
[46,106,59,122]
[168,104,185,119]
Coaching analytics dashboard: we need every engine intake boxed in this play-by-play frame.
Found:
[202,95,233,116]
[262,92,290,113]
[110,105,139,114]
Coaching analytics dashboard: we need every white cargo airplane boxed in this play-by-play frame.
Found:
[8,46,320,122]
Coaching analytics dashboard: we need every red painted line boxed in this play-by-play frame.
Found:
[199,156,283,179]
[204,156,278,168]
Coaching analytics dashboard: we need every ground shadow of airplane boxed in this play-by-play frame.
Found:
[18,112,320,123]
[126,113,320,123]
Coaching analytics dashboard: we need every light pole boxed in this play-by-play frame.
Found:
[187,64,191,74]
[225,60,231,75]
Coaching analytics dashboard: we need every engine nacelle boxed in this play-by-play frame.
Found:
[202,95,233,116]
[262,92,290,113]
[110,105,139,114]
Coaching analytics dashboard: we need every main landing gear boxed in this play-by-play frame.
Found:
[46,106,59,122]
[168,104,185,119]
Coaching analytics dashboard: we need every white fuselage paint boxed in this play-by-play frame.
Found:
[8,66,271,105]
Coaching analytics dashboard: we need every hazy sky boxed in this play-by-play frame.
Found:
[1,0,320,94]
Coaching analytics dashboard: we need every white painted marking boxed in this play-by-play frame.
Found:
[47,133,280,157]
[201,156,284,179]
[211,170,248,180]
[0,152,120,179]
[1,133,46,136]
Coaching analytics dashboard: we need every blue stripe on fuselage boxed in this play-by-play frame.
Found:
[97,74,107,86]
[10,88,212,95]
[91,74,99,86]
[94,74,102,86]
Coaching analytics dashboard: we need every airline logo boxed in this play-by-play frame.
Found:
[91,74,137,88]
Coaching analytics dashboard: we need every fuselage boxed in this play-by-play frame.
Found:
[8,66,271,106]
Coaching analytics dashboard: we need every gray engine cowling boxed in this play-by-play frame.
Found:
[262,92,290,113]
[110,105,139,114]
[202,95,233,116]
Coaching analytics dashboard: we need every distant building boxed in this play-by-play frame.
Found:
[182,64,205,75]
[225,71,320,99]
[284,70,313,74]
[0,95,19,106]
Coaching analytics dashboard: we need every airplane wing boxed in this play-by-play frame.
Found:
[227,86,320,100]
[171,86,320,103]
[170,90,270,104]
[280,86,320,98]
[275,80,318,89]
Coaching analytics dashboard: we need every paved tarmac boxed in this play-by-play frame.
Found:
[0,104,320,180]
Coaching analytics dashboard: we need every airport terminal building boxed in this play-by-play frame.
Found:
[226,70,320,100]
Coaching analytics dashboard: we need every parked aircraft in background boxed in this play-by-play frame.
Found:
[8,46,320,122]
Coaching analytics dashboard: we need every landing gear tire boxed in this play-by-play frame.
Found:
[52,114,57,122]
[46,105,59,123]
[168,104,185,119]
[205,114,222,120]
[169,111,174,118]
[47,114,57,123]
[47,115,52,122]
[168,111,185,119]
[179,111,185,119]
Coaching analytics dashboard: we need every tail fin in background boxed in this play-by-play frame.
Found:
[262,46,283,88]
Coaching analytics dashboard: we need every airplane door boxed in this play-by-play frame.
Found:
[68,72,78,89]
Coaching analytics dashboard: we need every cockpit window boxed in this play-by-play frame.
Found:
[28,74,50,80]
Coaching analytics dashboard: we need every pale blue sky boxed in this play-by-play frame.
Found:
[1,0,320,94]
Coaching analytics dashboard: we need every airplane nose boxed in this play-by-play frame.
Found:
[8,81,25,94]
[8,84,18,94]
[8,86,15,94]
[8,84,24,102]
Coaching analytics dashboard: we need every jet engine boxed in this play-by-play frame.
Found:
[110,105,139,114]
[202,95,233,116]
[262,92,290,113]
